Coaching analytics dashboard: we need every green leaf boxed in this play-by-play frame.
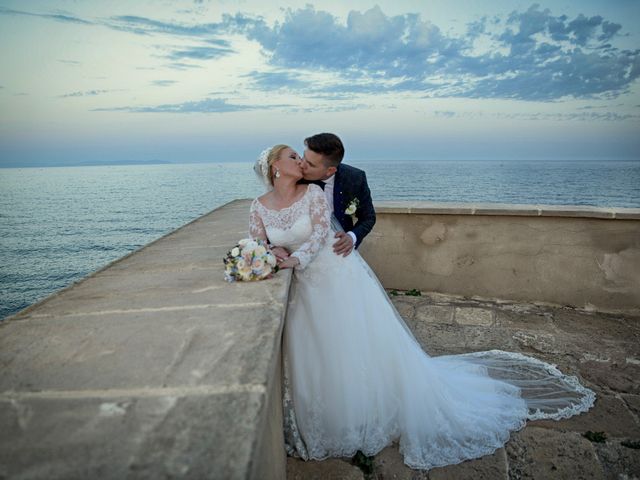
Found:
[351,450,374,475]
[583,431,607,443]
[405,289,422,296]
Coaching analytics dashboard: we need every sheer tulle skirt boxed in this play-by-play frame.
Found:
[282,244,595,470]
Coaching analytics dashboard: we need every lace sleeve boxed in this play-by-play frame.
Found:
[291,185,331,270]
[249,199,268,242]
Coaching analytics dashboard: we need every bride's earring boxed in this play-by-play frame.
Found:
[275,168,281,179]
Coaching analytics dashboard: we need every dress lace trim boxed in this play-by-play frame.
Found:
[250,184,331,270]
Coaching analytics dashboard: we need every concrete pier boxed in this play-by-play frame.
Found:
[1,199,289,480]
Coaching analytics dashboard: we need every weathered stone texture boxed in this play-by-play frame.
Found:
[292,291,640,479]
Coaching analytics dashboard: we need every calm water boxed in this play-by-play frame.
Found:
[1,160,639,320]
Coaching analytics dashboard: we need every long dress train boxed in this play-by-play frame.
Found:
[249,184,595,470]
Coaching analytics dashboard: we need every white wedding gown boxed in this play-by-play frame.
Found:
[249,184,595,470]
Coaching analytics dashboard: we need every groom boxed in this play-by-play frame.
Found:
[275,132,376,261]
[301,133,376,256]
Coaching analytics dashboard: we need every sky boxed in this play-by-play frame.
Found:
[0,0,639,166]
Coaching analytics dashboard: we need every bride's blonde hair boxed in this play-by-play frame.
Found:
[265,144,289,186]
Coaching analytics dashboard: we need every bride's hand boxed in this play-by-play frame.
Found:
[271,246,290,262]
[278,256,300,269]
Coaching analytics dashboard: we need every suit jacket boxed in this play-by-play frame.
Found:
[330,163,376,248]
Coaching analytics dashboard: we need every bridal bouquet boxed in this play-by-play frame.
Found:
[223,238,278,282]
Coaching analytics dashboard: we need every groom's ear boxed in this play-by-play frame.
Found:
[326,166,337,177]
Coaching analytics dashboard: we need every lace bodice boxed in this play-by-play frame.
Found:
[249,184,331,269]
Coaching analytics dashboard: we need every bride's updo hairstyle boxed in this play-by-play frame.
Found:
[254,144,289,188]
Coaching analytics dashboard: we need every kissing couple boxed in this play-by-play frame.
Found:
[254,133,376,267]
[249,133,594,470]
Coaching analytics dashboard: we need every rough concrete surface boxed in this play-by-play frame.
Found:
[0,199,290,480]
[288,291,640,479]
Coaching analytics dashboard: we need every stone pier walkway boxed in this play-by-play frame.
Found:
[287,291,640,480]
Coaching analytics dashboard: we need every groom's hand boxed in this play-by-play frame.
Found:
[333,232,354,257]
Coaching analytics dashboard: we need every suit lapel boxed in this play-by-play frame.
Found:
[333,166,343,218]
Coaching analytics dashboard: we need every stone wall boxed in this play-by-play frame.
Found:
[359,202,640,313]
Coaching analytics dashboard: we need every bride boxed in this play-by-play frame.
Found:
[249,144,595,470]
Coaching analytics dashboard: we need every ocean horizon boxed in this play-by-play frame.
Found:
[1,159,639,321]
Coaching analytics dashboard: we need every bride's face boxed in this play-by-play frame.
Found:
[274,147,303,180]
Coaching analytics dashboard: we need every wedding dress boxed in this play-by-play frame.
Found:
[249,184,595,470]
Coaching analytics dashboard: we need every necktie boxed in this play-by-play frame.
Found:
[316,180,326,190]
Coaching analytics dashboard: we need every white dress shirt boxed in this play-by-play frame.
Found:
[323,174,357,246]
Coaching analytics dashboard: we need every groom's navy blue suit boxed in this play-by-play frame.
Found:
[324,163,376,248]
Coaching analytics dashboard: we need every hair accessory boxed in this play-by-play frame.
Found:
[254,147,273,190]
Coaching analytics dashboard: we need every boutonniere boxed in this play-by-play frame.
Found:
[345,198,359,218]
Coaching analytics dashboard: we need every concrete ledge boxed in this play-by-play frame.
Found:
[373,201,640,220]
[0,199,289,479]
[361,201,640,313]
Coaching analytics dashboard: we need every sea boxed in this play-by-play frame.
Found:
[1,159,639,321]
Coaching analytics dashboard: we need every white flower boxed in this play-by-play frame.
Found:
[262,265,272,277]
[238,238,250,247]
[254,245,266,257]
[236,259,246,270]
[231,247,240,257]
[265,253,277,266]
[243,240,258,253]
[345,198,359,216]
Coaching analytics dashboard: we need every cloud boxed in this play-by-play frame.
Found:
[4,4,638,102]
[0,6,92,25]
[107,14,223,37]
[233,5,638,101]
[165,45,233,60]
[93,97,291,113]
[430,109,640,122]
[57,59,81,66]
[245,71,311,91]
[58,89,113,98]
[165,62,204,70]
[151,80,177,87]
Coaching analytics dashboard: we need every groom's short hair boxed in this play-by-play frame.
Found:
[305,133,344,167]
